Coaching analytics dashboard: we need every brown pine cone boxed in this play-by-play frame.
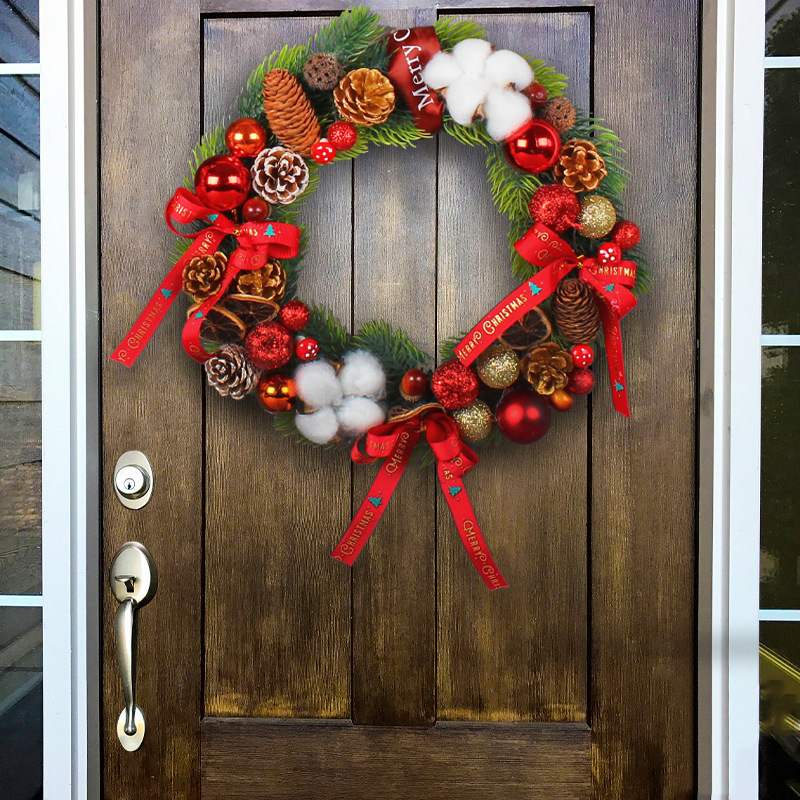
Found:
[521,342,574,396]
[303,53,345,91]
[251,146,309,205]
[235,258,286,302]
[551,278,601,344]
[204,343,260,400]
[334,68,395,127]
[539,96,576,134]
[553,139,608,193]
[262,69,321,157]
[182,251,227,302]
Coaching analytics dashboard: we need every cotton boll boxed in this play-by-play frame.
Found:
[452,38,493,75]
[421,51,463,90]
[294,360,342,409]
[336,397,386,438]
[484,88,533,141]
[444,75,492,125]
[484,50,534,90]
[296,407,339,444]
[338,350,386,399]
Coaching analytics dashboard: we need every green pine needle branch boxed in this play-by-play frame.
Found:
[485,145,543,222]
[362,110,431,148]
[434,17,487,50]
[303,304,351,361]
[312,6,386,67]
[442,115,493,149]
[527,58,568,98]
[183,127,227,189]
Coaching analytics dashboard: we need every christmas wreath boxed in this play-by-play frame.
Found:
[113,7,648,590]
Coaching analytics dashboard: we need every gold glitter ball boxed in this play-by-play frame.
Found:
[578,195,617,239]
[475,343,520,389]
[452,400,494,443]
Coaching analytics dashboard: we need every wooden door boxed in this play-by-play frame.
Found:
[100,2,698,798]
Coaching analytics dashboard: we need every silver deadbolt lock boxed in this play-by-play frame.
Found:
[113,451,153,509]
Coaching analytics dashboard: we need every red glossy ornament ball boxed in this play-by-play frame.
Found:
[549,388,574,412]
[597,242,623,266]
[431,360,480,411]
[296,337,320,361]
[495,388,552,444]
[567,367,595,396]
[242,197,271,222]
[245,321,293,371]
[522,81,548,107]
[610,220,641,250]
[528,184,581,233]
[194,155,251,211]
[311,139,336,165]
[400,369,427,402]
[278,300,311,332]
[225,117,268,158]
[256,372,297,413]
[570,344,594,368]
[504,119,561,174]
[328,120,358,151]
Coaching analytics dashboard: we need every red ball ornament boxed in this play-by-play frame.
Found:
[504,119,561,174]
[522,81,548,107]
[278,299,311,332]
[242,197,271,222]
[256,372,297,413]
[549,388,574,412]
[296,338,320,361]
[400,369,427,402]
[311,139,336,165]
[567,367,595,396]
[495,388,552,444]
[327,120,358,151]
[194,155,251,211]
[431,360,479,411]
[225,117,268,158]
[597,242,622,266]
[528,184,581,233]
[610,220,641,251]
[245,321,293,371]
[570,344,594,368]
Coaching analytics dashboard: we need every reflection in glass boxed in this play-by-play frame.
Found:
[766,0,800,56]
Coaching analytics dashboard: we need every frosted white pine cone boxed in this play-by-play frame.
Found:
[251,146,309,205]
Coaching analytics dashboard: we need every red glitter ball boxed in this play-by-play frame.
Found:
[245,321,293,371]
[279,300,311,332]
[430,360,479,411]
[610,220,641,251]
[327,120,358,151]
[528,184,581,233]
[567,367,595,396]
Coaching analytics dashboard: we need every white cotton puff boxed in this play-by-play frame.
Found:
[484,88,533,141]
[337,350,386,400]
[293,360,342,409]
[296,407,339,445]
[336,397,386,438]
[484,50,534,90]
[451,38,493,75]
[444,74,492,125]
[421,51,463,90]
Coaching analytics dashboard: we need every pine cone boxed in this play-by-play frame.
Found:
[182,251,226,302]
[551,278,601,344]
[204,343,260,400]
[251,146,309,205]
[521,342,574,396]
[539,96,576,134]
[334,68,395,127]
[235,258,286,302]
[553,139,608,193]
[262,69,321,158]
[303,53,345,91]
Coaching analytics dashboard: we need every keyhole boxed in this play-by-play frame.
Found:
[124,478,135,492]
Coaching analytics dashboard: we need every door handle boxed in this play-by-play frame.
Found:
[109,541,158,751]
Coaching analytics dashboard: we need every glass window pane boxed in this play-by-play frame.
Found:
[0,606,42,800]
[766,0,800,56]
[0,0,38,63]
[763,69,800,334]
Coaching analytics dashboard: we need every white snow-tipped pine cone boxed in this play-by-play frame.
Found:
[251,146,309,206]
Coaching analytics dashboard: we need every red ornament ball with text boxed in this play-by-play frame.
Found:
[296,338,320,361]
[528,184,581,233]
[194,155,251,211]
[570,344,594,368]
[567,367,595,396]
[327,120,358,151]
[504,119,561,174]
[225,117,268,158]
[431,360,479,411]
[400,369,427,402]
[611,220,641,250]
[522,81,548,108]
[311,139,336,165]
[257,372,297,413]
[495,387,552,444]
[278,299,310,332]
[242,197,271,222]
[245,320,293,371]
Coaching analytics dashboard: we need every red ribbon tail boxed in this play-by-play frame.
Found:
[600,311,631,418]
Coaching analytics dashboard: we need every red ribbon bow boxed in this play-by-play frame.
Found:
[332,407,508,590]
[111,188,300,367]
[453,223,638,417]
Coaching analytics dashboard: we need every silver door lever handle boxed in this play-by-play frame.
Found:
[109,542,157,751]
